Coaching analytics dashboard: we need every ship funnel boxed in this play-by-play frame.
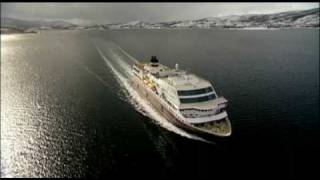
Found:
[175,63,179,70]
[150,56,159,67]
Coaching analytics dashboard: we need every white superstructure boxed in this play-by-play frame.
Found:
[132,56,231,137]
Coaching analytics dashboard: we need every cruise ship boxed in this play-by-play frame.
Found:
[130,56,232,137]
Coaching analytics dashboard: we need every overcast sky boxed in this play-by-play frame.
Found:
[1,3,319,24]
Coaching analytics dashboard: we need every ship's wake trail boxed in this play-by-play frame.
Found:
[91,39,209,142]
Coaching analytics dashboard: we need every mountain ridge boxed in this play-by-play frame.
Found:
[1,7,319,32]
[103,7,319,29]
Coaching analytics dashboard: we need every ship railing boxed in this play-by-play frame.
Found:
[180,105,220,113]
[184,111,228,124]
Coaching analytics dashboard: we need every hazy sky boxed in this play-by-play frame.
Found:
[1,3,319,24]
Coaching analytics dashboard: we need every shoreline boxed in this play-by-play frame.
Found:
[1,27,319,35]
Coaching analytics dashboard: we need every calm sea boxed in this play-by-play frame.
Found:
[1,29,319,178]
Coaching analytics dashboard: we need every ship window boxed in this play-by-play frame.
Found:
[180,94,216,103]
[178,87,213,96]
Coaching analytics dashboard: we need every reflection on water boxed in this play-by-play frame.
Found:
[1,33,89,177]
[1,34,35,42]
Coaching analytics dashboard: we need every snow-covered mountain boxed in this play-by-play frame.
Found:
[104,21,149,29]
[1,7,319,33]
[1,17,76,29]
[104,8,319,29]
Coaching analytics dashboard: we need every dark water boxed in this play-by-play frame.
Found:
[1,29,319,178]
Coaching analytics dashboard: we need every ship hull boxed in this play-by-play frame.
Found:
[130,76,232,138]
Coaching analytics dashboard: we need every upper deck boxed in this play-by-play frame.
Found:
[134,62,212,91]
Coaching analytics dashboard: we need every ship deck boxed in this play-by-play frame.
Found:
[191,117,232,136]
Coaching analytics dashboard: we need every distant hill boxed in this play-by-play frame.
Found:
[103,7,319,29]
[1,17,76,29]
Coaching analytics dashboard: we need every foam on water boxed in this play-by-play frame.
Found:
[92,40,208,142]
